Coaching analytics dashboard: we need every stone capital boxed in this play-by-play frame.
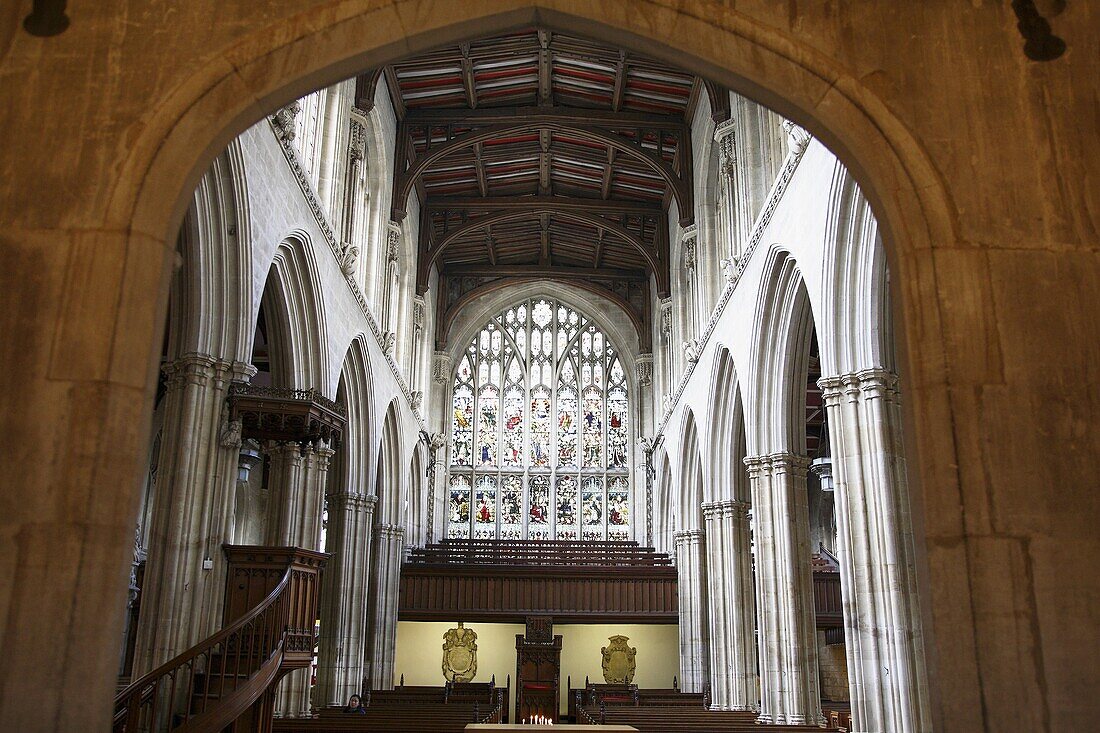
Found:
[379,523,406,541]
[744,452,810,477]
[855,367,899,400]
[818,368,899,404]
[230,361,259,382]
[673,528,706,544]
[162,352,241,391]
[742,454,767,478]
[327,490,370,510]
[312,444,336,470]
[707,498,751,519]
[764,452,811,475]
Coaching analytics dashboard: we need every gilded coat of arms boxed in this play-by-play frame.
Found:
[601,635,637,684]
[442,621,478,682]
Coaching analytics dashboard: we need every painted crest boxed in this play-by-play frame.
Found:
[442,621,478,682]
[601,635,637,684]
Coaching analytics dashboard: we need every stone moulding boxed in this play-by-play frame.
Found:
[268,118,425,428]
[654,127,811,439]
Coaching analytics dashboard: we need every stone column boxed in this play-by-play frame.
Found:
[701,503,730,709]
[271,441,333,717]
[819,370,931,733]
[367,524,404,690]
[674,528,709,693]
[265,443,305,546]
[725,499,759,712]
[744,453,823,725]
[316,494,376,707]
[133,354,255,675]
[704,499,759,712]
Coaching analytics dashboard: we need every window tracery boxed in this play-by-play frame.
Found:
[447,298,631,541]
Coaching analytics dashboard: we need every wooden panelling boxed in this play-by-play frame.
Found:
[400,541,677,622]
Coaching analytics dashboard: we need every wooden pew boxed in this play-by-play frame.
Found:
[279,683,508,733]
[581,703,841,732]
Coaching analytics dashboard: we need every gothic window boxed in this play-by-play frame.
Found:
[448,298,632,541]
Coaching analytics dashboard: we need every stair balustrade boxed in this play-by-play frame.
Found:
[113,546,325,733]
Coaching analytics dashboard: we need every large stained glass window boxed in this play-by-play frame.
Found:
[448,298,632,541]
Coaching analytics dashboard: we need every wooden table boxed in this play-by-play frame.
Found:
[464,721,638,726]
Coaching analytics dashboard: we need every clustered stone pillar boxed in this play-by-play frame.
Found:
[701,499,759,711]
[673,528,709,693]
[367,524,405,690]
[267,441,334,717]
[315,493,377,707]
[744,453,823,726]
[133,354,255,675]
[819,370,931,733]
[701,503,729,709]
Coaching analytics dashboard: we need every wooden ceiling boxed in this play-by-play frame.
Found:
[356,29,729,348]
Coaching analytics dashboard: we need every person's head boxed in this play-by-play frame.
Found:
[347,695,361,708]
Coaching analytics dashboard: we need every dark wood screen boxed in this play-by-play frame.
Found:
[400,540,677,622]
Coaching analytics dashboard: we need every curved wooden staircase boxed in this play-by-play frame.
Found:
[114,546,326,733]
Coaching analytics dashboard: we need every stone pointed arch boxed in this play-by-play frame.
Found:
[441,276,648,353]
[334,335,376,493]
[366,397,405,690]
[676,408,704,530]
[375,398,405,526]
[259,233,331,391]
[169,140,253,363]
[316,333,377,707]
[674,406,709,694]
[407,442,428,546]
[444,280,643,368]
[653,447,674,554]
[820,166,893,377]
[747,247,817,455]
[699,344,758,713]
[703,344,748,504]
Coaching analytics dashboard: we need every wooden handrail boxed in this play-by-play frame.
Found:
[178,638,285,733]
[113,568,292,732]
[473,687,506,724]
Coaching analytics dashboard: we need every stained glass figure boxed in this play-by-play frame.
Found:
[530,387,551,467]
[528,474,550,538]
[607,476,630,541]
[473,475,497,539]
[556,474,579,540]
[500,475,523,540]
[582,477,604,541]
[448,475,472,539]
